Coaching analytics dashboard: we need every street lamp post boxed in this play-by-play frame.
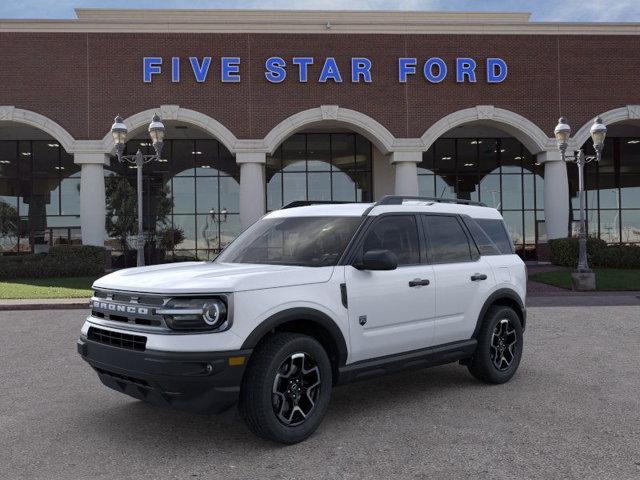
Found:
[553,116,607,290]
[111,114,165,267]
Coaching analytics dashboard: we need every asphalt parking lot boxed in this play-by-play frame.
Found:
[1,307,639,480]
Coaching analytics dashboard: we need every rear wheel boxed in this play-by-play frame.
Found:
[467,306,523,384]
[238,332,332,444]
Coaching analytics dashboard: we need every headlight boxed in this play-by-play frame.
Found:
[158,297,230,331]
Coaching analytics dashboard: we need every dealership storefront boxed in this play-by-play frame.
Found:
[0,9,639,263]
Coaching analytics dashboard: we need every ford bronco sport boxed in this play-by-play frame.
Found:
[78,195,526,444]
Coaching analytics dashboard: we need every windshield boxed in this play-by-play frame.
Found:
[216,216,363,267]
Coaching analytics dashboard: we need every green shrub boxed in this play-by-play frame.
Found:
[549,237,640,269]
[0,245,107,280]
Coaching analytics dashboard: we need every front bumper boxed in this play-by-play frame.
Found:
[77,336,251,414]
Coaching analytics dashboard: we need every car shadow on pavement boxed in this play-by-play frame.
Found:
[80,363,483,450]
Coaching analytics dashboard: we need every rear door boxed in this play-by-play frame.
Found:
[345,214,436,363]
[422,214,494,345]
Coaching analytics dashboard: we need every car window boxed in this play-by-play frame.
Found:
[475,218,514,254]
[361,215,420,266]
[423,215,472,264]
[462,216,501,256]
[216,216,362,266]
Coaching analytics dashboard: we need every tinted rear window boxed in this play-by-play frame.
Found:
[475,218,514,255]
[462,217,501,256]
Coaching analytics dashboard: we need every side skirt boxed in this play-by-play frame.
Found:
[336,339,477,385]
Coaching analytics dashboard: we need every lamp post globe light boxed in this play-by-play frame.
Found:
[553,116,607,291]
[110,113,166,267]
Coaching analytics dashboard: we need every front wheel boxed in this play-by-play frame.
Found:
[467,305,524,384]
[238,332,332,444]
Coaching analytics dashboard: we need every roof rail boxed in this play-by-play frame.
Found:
[281,200,353,209]
[374,195,487,207]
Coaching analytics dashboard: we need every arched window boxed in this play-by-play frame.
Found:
[418,137,544,259]
[266,133,373,211]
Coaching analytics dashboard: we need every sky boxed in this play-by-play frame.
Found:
[0,0,639,22]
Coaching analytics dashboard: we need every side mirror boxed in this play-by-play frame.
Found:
[357,249,398,271]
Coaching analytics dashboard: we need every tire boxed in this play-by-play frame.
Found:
[238,332,332,444]
[467,305,524,384]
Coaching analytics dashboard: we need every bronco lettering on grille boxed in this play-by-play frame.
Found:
[92,300,149,315]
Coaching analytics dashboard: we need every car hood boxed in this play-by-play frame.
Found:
[92,262,335,294]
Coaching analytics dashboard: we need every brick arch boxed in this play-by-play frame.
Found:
[572,105,640,149]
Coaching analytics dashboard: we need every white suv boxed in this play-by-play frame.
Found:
[78,195,526,444]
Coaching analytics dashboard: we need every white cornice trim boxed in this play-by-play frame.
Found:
[0,9,638,34]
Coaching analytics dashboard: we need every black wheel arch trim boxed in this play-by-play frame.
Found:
[241,307,349,367]
[472,288,526,338]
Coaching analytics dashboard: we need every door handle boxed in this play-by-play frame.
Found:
[471,273,488,281]
[409,278,430,287]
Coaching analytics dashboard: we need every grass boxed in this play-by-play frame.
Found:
[0,276,96,299]
[530,268,640,291]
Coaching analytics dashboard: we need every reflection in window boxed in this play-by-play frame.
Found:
[419,138,543,258]
[106,138,240,263]
[570,136,640,244]
[0,140,80,253]
[266,133,373,210]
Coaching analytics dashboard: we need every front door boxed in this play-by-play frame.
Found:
[345,214,436,363]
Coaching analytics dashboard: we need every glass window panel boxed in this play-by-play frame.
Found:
[172,215,197,250]
[456,175,479,202]
[363,215,420,265]
[331,171,356,202]
[353,171,372,202]
[355,134,372,171]
[523,174,535,209]
[596,137,615,173]
[331,134,355,172]
[171,140,195,176]
[60,150,78,176]
[219,145,239,179]
[598,175,619,209]
[524,211,536,246]
[171,177,195,214]
[501,210,523,247]
[0,141,18,177]
[434,139,455,174]
[219,177,240,214]
[282,173,306,205]
[196,176,219,214]
[32,141,58,177]
[500,138,522,172]
[435,175,456,199]
[479,174,501,209]
[599,210,620,243]
[419,146,435,173]
[457,139,478,171]
[621,210,640,243]
[197,213,220,254]
[418,175,435,197]
[220,214,241,251]
[424,215,471,264]
[306,134,331,171]
[0,187,20,252]
[501,175,523,210]
[620,137,640,173]
[478,139,499,175]
[18,141,32,177]
[281,135,306,172]
[194,139,218,175]
[571,209,599,238]
[60,177,80,215]
[266,172,282,211]
[307,172,331,201]
[620,176,640,208]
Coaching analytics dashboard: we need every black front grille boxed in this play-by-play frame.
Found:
[88,327,147,351]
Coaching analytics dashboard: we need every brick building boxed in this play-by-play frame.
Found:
[0,9,639,262]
